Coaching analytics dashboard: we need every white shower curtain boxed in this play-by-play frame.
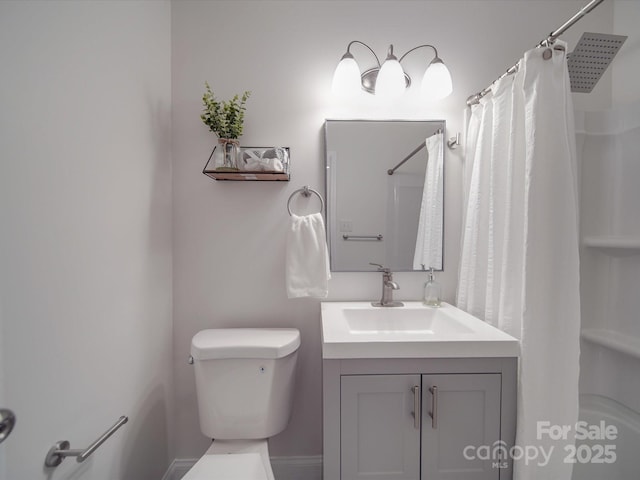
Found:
[458,41,581,480]
[413,132,444,270]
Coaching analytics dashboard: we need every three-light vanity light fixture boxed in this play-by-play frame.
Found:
[332,41,453,101]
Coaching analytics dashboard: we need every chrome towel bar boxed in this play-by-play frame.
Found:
[44,415,128,468]
[342,234,383,241]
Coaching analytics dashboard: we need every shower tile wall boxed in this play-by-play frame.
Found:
[578,100,640,414]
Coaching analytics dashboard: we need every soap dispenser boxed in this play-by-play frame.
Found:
[423,267,441,307]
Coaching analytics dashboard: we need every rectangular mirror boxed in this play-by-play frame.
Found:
[325,120,444,272]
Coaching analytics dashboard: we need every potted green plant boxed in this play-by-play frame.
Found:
[200,82,251,171]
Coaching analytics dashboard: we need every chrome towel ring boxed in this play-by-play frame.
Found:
[287,186,324,216]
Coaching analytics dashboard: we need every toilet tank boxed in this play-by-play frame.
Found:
[191,328,300,440]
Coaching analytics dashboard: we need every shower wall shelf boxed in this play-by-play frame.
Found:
[581,329,640,361]
[583,236,640,256]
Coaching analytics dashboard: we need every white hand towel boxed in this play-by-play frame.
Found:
[286,213,331,298]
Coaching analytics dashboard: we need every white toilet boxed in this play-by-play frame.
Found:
[184,328,301,480]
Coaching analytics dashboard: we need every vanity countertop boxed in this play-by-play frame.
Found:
[321,301,519,359]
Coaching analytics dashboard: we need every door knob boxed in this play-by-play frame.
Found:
[0,409,16,444]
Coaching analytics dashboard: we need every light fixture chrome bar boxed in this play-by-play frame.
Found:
[398,44,439,63]
[466,0,605,106]
[333,40,452,99]
[387,128,441,176]
[345,40,382,68]
[44,416,129,467]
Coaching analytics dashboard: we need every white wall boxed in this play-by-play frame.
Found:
[171,0,613,460]
[0,1,173,479]
[613,0,640,106]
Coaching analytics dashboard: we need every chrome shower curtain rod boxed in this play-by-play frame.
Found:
[387,128,442,176]
[466,0,605,106]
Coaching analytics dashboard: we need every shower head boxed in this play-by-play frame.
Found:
[568,32,627,93]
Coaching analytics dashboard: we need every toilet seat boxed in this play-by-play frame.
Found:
[181,452,268,480]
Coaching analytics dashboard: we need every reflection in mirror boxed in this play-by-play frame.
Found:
[325,120,444,272]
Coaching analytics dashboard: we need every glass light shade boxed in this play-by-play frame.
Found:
[331,54,362,98]
[375,58,406,100]
[420,58,453,101]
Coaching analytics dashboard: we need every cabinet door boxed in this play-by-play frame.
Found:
[421,374,501,480]
[341,374,421,480]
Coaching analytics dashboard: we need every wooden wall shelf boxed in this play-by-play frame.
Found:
[203,146,290,182]
[203,171,290,181]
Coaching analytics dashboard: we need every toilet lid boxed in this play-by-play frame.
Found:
[191,328,300,360]
[181,453,269,480]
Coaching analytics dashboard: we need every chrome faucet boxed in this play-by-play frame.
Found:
[370,263,404,307]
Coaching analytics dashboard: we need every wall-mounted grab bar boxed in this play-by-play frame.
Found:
[44,416,128,468]
[342,234,383,241]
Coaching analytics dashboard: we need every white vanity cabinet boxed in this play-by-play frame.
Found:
[320,302,519,480]
[340,374,421,480]
[420,373,501,480]
[323,357,516,480]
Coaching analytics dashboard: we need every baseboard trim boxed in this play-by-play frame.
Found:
[162,459,198,480]
[162,455,323,480]
[271,455,323,480]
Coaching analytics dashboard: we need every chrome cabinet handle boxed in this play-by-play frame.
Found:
[428,386,438,429]
[0,409,16,444]
[411,385,421,429]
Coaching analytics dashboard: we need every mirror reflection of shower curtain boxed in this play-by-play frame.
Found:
[457,41,580,480]
[412,132,443,270]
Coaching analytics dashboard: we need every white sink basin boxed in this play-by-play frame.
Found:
[321,302,519,359]
[343,307,475,335]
